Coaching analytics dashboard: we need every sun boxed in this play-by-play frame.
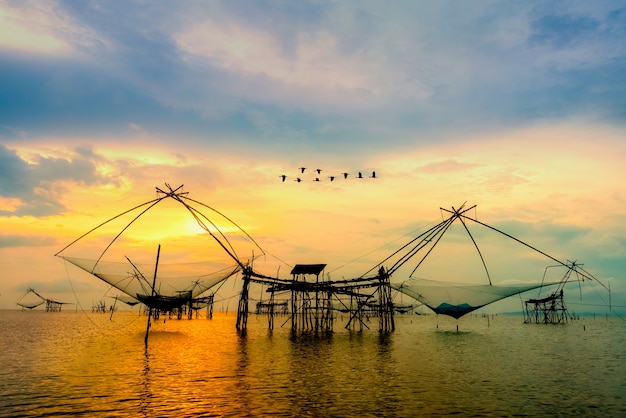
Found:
[184,218,209,236]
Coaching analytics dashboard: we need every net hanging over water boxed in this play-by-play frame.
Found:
[60,256,241,302]
[16,289,45,309]
[392,278,556,319]
[55,184,265,309]
[365,203,593,319]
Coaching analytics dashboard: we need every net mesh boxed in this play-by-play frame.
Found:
[16,296,45,309]
[60,256,240,302]
[55,185,265,307]
[392,278,554,319]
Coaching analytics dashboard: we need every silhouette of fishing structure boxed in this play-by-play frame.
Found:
[16,287,72,312]
[55,184,259,344]
[92,300,108,313]
[55,184,395,344]
[373,203,609,327]
[55,186,609,343]
[234,263,394,334]
[523,260,605,324]
[92,294,140,316]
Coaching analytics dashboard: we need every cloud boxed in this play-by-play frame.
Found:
[529,14,600,49]
[169,3,454,118]
[0,144,116,216]
[417,159,480,174]
[490,220,592,247]
[0,143,32,194]
[527,7,626,69]
[12,278,75,296]
[1,1,625,155]
[0,234,56,248]
[0,0,108,57]
[0,1,73,55]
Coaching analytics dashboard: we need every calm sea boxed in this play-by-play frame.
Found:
[1,309,624,417]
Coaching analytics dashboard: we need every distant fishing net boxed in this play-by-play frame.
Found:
[16,289,45,309]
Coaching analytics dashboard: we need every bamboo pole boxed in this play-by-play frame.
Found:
[145,244,161,347]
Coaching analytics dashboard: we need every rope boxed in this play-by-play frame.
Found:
[64,259,143,331]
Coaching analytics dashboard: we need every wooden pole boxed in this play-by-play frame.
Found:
[109,296,118,321]
[145,244,161,346]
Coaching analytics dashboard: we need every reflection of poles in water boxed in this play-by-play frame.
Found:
[607,282,612,313]
[140,345,152,414]
[234,334,252,416]
[144,244,161,346]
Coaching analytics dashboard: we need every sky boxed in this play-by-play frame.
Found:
[1,0,625,315]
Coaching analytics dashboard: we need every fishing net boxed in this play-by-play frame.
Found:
[392,278,555,319]
[59,256,241,302]
[16,289,45,309]
[55,184,265,308]
[366,204,592,319]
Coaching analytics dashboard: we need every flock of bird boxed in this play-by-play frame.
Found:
[280,167,377,183]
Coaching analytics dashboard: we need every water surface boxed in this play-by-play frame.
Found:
[1,310,624,416]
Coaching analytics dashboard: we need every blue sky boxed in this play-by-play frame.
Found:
[0,0,624,314]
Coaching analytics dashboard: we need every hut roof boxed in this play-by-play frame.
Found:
[290,264,326,275]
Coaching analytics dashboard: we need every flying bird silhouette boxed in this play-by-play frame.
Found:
[299,167,306,174]
[314,177,320,182]
[357,172,363,179]
[295,178,302,183]
[315,169,322,174]
[328,176,335,182]
[279,175,287,182]
[370,171,376,178]
[341,172,349,179]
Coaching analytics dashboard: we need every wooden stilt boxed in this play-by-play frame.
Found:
[144,244,161,347]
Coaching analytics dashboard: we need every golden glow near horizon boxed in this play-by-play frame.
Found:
[3,126,623,219]
[1,127,623,311]
[3,123,625,256]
